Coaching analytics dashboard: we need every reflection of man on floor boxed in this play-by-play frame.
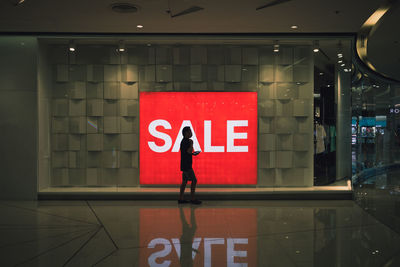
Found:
[179,206,198,267]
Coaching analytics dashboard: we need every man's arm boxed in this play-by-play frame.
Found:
[187,139,193,154]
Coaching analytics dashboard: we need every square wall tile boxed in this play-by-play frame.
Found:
[120,82,138,99]
[275,100,293,116]
[121,117,138,133]
[259,47,274,65]
[259,100,275,117]
[104,100,119,116]
[191,47,207,64]
[276,151,293,168]
[53,117,69,133]
[225,65,241,82]
[121,65,138,82]
[87,99,103,116]
[69,100,86,116]
[156,65,172,82]
[190,65,207,82]
[103,134,120,150]
[293,134,310,151]
[87,151,102,167]
[51,168,68,186]
[242,66,258,82]
[293,152,309,168]
[69,134,81,151]
[86,168,100,185]
[274,117,297,134]
[52,134,68,151]
[104,65,121,81]
[243,47,259,65]
[259,117,272,133]
[259,134,275,151]
[104,116,120,134]
[297,117,312,133]
[53,99,69,116]
[275,65,293,82]
[69,65,87,82]
[258,168,275,186]
[104,82,120,99]
[121,134,138,151]
[259,65,274,82]
[117,168,139,186]
[225,47,241,64]
[173,65,190,82]
[86,82,103,98]
[274,83,298,100]
[293,65,310,83]
[69,116,86,134]
[173,47,190,65]
[87,117,103,133]
[293,99,311,117]
[207,47,224,64]
[298,83,313,99]
[56,65,69,82]
[258,151,275,168]
[87,65,104,82]
[52,152,68,168]
[258,84,273,99]
[156,47,172,64]
[103,151,120,168]
[276,134,293,150]
[119,100,138,116]
[68,169,86,185]
[87,134,103,151]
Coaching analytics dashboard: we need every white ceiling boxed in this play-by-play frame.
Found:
[0,0,380,33]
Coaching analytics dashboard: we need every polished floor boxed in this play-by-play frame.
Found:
[0,200,399,267]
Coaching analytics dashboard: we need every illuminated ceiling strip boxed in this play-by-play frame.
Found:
[356,1,394,78]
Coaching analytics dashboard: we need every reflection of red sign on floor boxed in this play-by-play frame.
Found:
[139,208,257,267]
[139,92,258,185]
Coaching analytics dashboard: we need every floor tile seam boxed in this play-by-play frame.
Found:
[86,200,119,250]
[62,226,103,267]
[355,206,400,236]
[0,202,100,226]
[12,228,98,267]
[0,226,100,249]
[92,249,119,266]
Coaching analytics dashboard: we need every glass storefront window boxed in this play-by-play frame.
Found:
[36,36,353,192]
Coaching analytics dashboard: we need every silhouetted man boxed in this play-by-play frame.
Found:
[178,126,201,204]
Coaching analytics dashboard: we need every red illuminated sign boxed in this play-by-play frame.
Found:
[139,92,257,185]
[139,208,257,267]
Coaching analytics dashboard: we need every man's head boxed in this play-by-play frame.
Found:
[182,126,192,138]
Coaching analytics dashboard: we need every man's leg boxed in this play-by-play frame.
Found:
[179,180,187,200]
[190,179,197,200]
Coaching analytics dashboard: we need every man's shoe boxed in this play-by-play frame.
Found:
[190,199,202,205]
[178,199,189,204]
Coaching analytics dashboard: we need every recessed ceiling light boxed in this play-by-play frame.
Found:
[341,63,345,67]
[338,60,343,63]
[319,72,324,76]
[313,40,319,53]
[291,25,298,29]
[137,24,143,29]
[111,3,139,13]
[69,40,76,52]
[118,40,125,52]
[337,53,343,58]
